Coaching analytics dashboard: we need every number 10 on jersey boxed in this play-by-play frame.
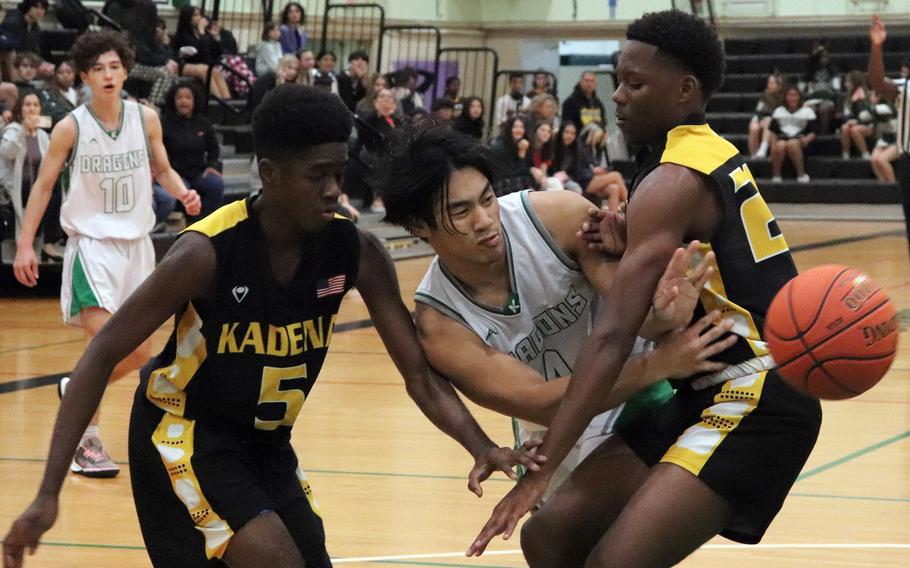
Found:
[100,175,136,213]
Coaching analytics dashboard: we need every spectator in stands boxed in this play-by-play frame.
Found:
[154,82,223,222]
[444,76,463,116]
[174,6,231,100]
[431,97,455,122]
[250,53,299,110]
[870,90,899,182]
[256,22,282,76]
[529,120,557,190]
[207,18,252,97]
[529,93,560,130]
[803,42,840,134]
[840,70,873,159]
[279,2,307,55]
[527,71,554,98]
[901,57,910,80]
[490,116,533,194]
[39,60,79,127]
[337,50,369,112]
[389,67,434,116]
[453,96,484,140]
[295,48,315,87]
[562,71,607,158]
[0,89,64,260]
[12,51,42,94]
[356,72,386,116]
[103,0,177,108]
[361,88,400,212]
[0,0,46,82]
[769,86,816,183]
[552,120,628,212]
[313,50,339,95]
[494,73,530,129]
[749,72,784,158]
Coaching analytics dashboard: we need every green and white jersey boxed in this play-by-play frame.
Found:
[61,100,154,239]
[415,190,624,450]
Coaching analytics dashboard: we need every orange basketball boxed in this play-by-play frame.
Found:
[764,264,899,399]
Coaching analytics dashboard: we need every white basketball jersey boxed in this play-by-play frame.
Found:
[416,191,631,454]
[61,100,154,239]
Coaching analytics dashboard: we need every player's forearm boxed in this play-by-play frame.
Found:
[16,180,55,249]
[403,370,496,459]
[37,349,119,497]
[155,167,190,200]
[868,44,887,93]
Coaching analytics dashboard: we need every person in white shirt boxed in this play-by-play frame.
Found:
[769,86,816,183]
[255,21,282,77]
[494,73,531,130]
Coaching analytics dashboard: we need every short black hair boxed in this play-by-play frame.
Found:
[17,0,46,14]
[70,30,135,74]
[431,97,455,112]
[445,76,460,87]
[262,21,278,41]
[626,10,725,98]
[372,122,500,233]
[509,73,524,82]
[252,84,352,161]
[348,50,369,62]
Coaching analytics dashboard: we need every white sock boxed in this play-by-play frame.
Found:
[757,141,768,156]
[82,425,99,442]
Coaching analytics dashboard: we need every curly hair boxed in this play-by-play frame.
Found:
[626,10,725,98]
[372,122,501,234]
[163,81,203,117]
[252,84,352,161]
[69,30,135,74]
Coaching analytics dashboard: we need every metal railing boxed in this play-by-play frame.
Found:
[320,2,384,65]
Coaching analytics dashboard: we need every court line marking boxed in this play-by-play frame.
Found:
[796,430,910,481]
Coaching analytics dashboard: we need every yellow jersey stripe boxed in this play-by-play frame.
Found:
[183,199,249,238]
[660,123,739,175]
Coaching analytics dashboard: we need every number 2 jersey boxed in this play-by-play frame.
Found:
[631,117,799,376]
[138,196,359,443]
[61,100,154,239]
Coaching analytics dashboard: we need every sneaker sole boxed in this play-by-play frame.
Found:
[70,460,120,478]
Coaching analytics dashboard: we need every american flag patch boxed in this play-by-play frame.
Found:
[316,274,346,298]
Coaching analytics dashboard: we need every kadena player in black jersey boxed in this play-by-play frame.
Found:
[2,85,539,568]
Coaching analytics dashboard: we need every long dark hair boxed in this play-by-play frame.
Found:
[280,2,306,26]
[453,96,484,139]
[176,5,201,38]
[553,120,582,172]
[498,116,528,157]
[530,120,555,164]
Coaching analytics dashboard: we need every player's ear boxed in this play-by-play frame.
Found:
[258,157,280,186]
[410,223,430,240]
[679,74,699,105]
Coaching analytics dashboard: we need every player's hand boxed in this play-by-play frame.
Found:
[467,472,549,556]
[12,243,39,287]
[652,311,737,380]
[3,495,58,568]
[577,206,626,255]
[181,189,202,216]
[467,440,547,497]
[871,14,887,46]
[651,241,714,331]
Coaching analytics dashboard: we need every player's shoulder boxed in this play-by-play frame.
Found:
[523,189,592,250]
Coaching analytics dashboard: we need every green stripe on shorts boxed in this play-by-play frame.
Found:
[70,252,101,318]
[616,380,675,429]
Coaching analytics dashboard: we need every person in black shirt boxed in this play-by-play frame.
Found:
[336,50,369,112]
[453,96,485,140]
[0,0,46,81]
[156,82,223,221]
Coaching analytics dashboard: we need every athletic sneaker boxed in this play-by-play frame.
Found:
[71,436,120,478]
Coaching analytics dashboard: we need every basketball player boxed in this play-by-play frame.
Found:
[469,11,823,565]
[374,124,738,502]
[11,31,201,478]
[2,85,534,568]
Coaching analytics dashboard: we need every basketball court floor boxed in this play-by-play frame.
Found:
[1,206,909,567]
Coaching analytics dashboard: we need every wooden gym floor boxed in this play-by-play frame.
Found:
[1,215,909,567]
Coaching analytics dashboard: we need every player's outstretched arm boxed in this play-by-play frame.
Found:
[468,164,709,556]
[12,117,76,287]
[868,15,899,101]
[142,105,201,216]
[2,232,216,568]
[354,229,542,495]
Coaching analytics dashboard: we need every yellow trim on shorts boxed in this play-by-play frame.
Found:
[151,413,234,559]
[661,371,767,476]
[296,468,322,518]
[183,199,249,238]
[146,302,207,415]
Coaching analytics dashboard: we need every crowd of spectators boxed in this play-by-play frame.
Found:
[745,40,902,183]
